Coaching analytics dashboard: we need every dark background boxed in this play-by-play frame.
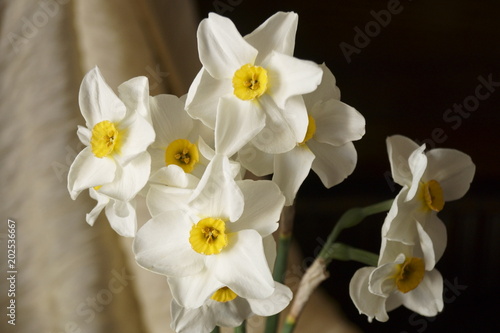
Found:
[194,1,500,332]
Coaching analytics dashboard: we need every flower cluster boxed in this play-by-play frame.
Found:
[67,12,366,332]
[349,135,475,322]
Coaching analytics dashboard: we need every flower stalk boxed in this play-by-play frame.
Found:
[281,199,393,333]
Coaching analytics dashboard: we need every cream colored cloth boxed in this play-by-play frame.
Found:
[0,1,360,332]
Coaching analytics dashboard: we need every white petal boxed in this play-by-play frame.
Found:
[215,96,265,156]
[168,270,223,309]
[369,258,403,297]
[386,135,421,187]
[244,12,298,62]
[383,197,420,246]
[231,179,284,236]
[406,144,428,201]
[79,67,126,127]
[115,112,155,165]
[149,94,193,148]
[189,154,244,222]
[212,299,250,327]
[105,199,137,237]
[264,52,322,109]
[149,165,199,189]
[238,143,274,176]
[133,211,204,277]
[185,69,232,129]
[198,13,257,79]
[214,229,274,299]
[118,76,150,120]
[86,188,109,226]
[424,148,475,201]
[247,282,293,316]
[349,267,390,322]
[273,146,315,205]
[252,95,308,154]
[415,222,436,271]
[67,148,116,200]
[308,141,357,188]
[422,215,447,264]
[147,184,194,217]
[378,238,413,266]
[77,125,91,146]
[303,63,341,106]
[170,299,215,333]
[312,99,365,146]
[400,269,444,317]
[99,152,151,201]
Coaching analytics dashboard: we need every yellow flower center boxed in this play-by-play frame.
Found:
[189,217,228,255]
[165,139,199,173]
[93,185,102,191]
[232,64,268,100]
[299,115,316,145]
[210,287,238,303]
[395,257,425,293]
[91,120,122,158]
[423,179,444,212]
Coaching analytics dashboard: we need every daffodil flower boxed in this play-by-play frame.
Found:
[349,240,443,322]
[170,282,292,333]
[67,67,155,200]
[148,94,213,179]
[186,12,323,155]
[239,64,365,205]
[383,135,475,247]
[133,154,285,305]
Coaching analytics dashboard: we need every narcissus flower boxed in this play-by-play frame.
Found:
[170,282,292,333]
[383,135,475,247]
[133,154,285,306]
[350,240,443,322]
[67,67,155,200]
[239,64,365,205]
[186,12,323,154]
[148,94,213,179]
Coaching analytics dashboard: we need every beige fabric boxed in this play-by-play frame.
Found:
[0,1,360,332]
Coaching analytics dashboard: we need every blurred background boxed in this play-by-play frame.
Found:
[1,0,499,332]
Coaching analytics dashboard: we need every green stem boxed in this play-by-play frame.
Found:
[328,243,379,266]
[264,233,292,333]
[211,327,220,333]
[265,205,295,333]
[281,199,393,333]
[234,321,246,333]
[318,199,393,263]
[281,316,295,333]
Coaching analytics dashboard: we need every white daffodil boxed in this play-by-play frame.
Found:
[383,135,475,247]
[67,67,155,200]
[186,12,323,154]
[134,154,285,306]
[148,94,213,180]
[350,240,443,322]
[239,64,365,205]
[171,282,292,333]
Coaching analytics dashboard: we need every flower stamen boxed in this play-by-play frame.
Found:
[232,64,268,100]
[395,257,425,293]
[165,139,199,173]
[211,287,238,303]
[423,179,444,212]
[91,120,122,158]
[189,217,228,255]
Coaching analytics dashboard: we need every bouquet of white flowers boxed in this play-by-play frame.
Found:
[67,11,475,333]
